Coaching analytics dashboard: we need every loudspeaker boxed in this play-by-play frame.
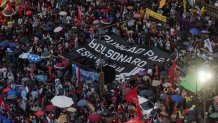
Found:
[102,66,115,83]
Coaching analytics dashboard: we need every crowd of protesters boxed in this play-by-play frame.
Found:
[0,0,218,123]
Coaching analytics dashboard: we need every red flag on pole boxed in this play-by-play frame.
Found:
[165,95,170,108]
[4,2,14,12]
[77,6,81,27]
[168,60,176,84]
[124,88,143,118]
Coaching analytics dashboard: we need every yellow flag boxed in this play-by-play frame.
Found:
[200,6,206,15]
[0,0,7,8]
[159,0,166,8]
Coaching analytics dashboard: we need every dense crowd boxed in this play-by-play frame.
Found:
[0,0,218,123]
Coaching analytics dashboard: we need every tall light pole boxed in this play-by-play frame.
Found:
[196,67,213,123]
[97,29,106,97]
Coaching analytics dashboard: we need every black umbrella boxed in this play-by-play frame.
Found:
[20,36,30,43]
[102,110,111,116]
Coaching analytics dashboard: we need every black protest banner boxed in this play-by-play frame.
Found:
[73,33,170,80]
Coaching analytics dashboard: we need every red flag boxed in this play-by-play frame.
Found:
[0,97,9,112]
[4,2,14,12]
[124,88,138,104]
[124,88,142,118]
[165,95,169,107]
[174,104,177,113]
[77,6,81,26]
[136,103,143,118]
[168,60,176,84]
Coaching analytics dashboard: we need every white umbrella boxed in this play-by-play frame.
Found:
[19,53,30,59]
[67,107,77,112]
[143,76,150,81]
[59,11,67,16]
[163,83,171,87]
[51,96,74,108]
[152,80,161,87]
[54,27,63,33]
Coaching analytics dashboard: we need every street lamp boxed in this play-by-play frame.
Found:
[196,68,213,123]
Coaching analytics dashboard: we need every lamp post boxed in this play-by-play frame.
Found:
[97,29,106,97]
[196,68,213,123]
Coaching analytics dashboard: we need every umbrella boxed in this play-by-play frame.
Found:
[26,10,33,16]
[184,115,195,122]
[2,119,11,123]
[2,10,13,17]
[67,107,77,112]
[31,107,42,111]
[138,70,145,76]
[209,112,218,119]
[133,13,141,18]
[143,76,150,81]
[137,84,145,88]
[101,18,112,25]
[171,95,183,103]
[201,30,210,34]
[77,99,87,107]
[88,114,102,122]
[7,90,16,96]
[102,110,111,116]
[152,80,161,87]
[45,105,55,112]
[21,77,30,82]
[6,94,16,99]
[0,41,9,48]
[44,26,54,32]
[8,42,17,48]
[159,95,167,100]
[57,114,67,123]
[214,96,218,102]
[163,83,171,87]
[100,9,108,13]
[140,90,153,97]
[54,63,66,69]
[20,36,29,43]
[189,28,201,35]
[127,6,133,10]
[41,51,52,58]
[59,11,67,16]
[51,96,74,108]
[61,59,70,68]
[54,27,63,32]
[186,109,196,115]
[34,75,47,82]
[3,88,11,93]
[19,53,29,59]
[28,54,41,63]
[0,115,7,121]
[160,111,169,117]
[35,110,44,117]
[93,20,100,24]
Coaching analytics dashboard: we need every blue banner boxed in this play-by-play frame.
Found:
[72,64,99,81]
